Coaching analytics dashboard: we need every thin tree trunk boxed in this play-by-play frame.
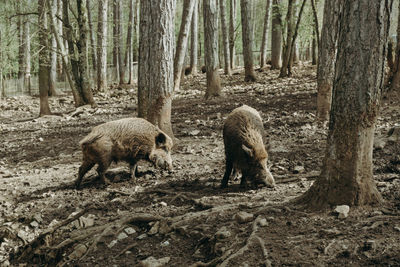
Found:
[203,0,222,99]
[132,0,139,62]
[229,0,237,69]
[174,0,196,91]
[116,0,124,84]
[220,0,232,75]
[279,0,294,78]
[23,21,31,94]
[270,0,282,69]
[310,0,320,51]
[390,0,400,91]
[49,0,58,96]
[190,0,199,75]
[298,0,392,209]
[138,0,176,139]
[260,0,271,69]
[240,0,257,81]
[87,0,97,72]
[316,0,340,121]
[97,0,108,91]
[124,0,135,84]
[311,30,317,65]
[287,0,306,75]
[38,0,51,116]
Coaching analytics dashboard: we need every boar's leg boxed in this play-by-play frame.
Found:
[75,161,95,189]
[240,174,248,189]
[221,159,233,188]
[96,156,112,185]
[129,162,138,182]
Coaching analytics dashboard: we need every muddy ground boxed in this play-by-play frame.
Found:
[1,64,400,266]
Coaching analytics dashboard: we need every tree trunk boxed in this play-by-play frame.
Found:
[298,0,392,209]
[49,0,58,96]
[116,0,124,84]
[190,0,199,75]
[87,0,97,72]
[310,0,320,53]
[132,0,139,62]
[270,0,282,69]
[390,0,400,91]
[138,0,176,139]
[316,0,340,122]
[279,0,294,78]
[97,0,108,91]
[287,0,306,75]
[23,20,31,94]
[203,0,222,99]
[229,0,237,69]
[260,0,271,69]
[17,1,24,80]
[38,0,52,116]
[124,0,135,84]
[220,0,232,75]
[174,0,196,91]
[240,0,257,81]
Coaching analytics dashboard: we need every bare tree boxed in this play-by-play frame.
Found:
[87,0,97,72]
[124,0,135,84]
[138,0,176,138]
[220,0,231,75]
[203,0,222,99]
[229,0,237,69]
[279,0,294,78]
[260,0,271,69]
[49,0,58,96]
[316,0,340,121]
[97,0,108,91]
[270,0,282,69]
[190,0,199,75]
[174,0,196,91]
[240,0,257,81]
[391,0,400,91]
[299,0,392,209]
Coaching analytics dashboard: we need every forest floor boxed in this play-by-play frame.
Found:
[1,63,400,267]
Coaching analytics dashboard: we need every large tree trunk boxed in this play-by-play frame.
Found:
[390,0,400,91]
[240,0,257,81]
[260,0,271,69]
[49,0,58,96]
[229,0,237,69]
[220,0,231,75]
[279,0,294,78]
[38,0,51,116]
[97,0,108,91]
[190,0,199,75]
[203,0,222,99]
[174,0,196,91]
[270,0,282,69]
[87,0,97,72]
[138,0,176,139]
[299,0,392,209]
[316,0,340,122]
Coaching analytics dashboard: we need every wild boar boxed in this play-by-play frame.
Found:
[75,118,173,189]
[221,105,275,189]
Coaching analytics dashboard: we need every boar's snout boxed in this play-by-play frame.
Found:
[149,151,173,171]
[255,168,275,188]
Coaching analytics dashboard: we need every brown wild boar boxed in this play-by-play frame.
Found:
[75,118,173,189]
[221,105,275,189]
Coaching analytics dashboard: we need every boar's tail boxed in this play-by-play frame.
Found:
[79,133,103,146]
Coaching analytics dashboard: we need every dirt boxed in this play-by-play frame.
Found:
[1,64,400,266]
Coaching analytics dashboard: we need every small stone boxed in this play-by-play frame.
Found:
[160,201,167,207]
[334,205,350,219]
[117,232,128,240]
[148,221,159,235]
[160,240,170,247]
[137,233,147,240]
[140,256,170,267]
[189,130,200,136]
[79,214,95,228]
[124,227,136,235]
[215,226,231,240]
[293,165,305,174]
[30,221,39,228]
[107,240,118,248]
[234,211,254,224]
[258,218,268,227]
[69,244,87,259]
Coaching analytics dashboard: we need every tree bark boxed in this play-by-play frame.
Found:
[316,0,340,122]
[279,0,294,78]
[310,0,320,52]
[220,0,232,75]
[49,0,58,96]
[260,0,271,69]
[132,0,139,62]
[97,0,108,91]
[390,0,400,91]
[87,0,97,72]
[270,0,282,69]
[311,30,317,65]
[138,0,176,139]
[203,0,222,99]
[38,0,52,116]
[240,0,257,81]
[117,0,124,84]
[174,0,196,91]
[298,0,392,209]
[287,0,306,75]
[190,0,199,75]
[229,0,237,69]
[124,0,135,84]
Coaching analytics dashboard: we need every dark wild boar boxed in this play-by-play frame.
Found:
[75,118,173,189]
[221,105,275,189]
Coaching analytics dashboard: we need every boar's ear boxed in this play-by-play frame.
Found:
[242,144,254,158]
[155,132,167,147]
